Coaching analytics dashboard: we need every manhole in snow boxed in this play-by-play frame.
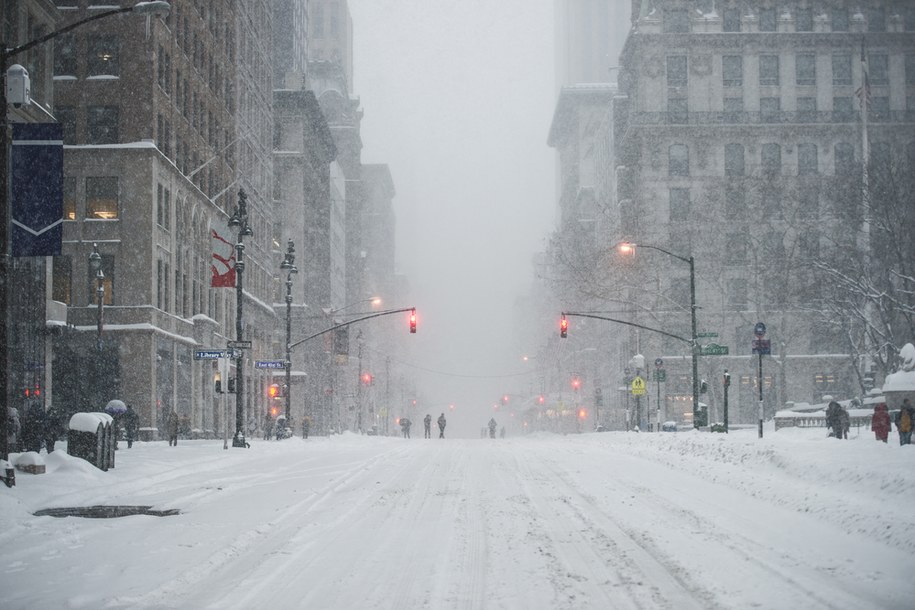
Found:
[34,505,180,518]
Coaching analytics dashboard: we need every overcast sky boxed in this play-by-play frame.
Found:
[349,0,557,431]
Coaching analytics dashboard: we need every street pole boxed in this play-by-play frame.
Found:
[723,369,730,433]
[280,240,296,425]
[229,190,252,448]
[689,256,700,428]
[758,350,764,439]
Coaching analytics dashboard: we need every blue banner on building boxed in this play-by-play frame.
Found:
[11,123,63,257]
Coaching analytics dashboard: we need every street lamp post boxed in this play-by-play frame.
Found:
[88,243,104,349]
[0,1,170,461]
[228,190,252,448]
[620,243,700,429]
[280,239,297,423]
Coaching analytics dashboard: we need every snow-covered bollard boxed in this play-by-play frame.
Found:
[67,412,114,471]
[14,451,45,475]
[1,459,13,487]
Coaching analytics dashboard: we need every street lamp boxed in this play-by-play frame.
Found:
[88,243,104,350]
[280,239,297,424]
[0,0,171,463]
[619,242,700,429]
[322,296,382,321]
[228,190,252,448]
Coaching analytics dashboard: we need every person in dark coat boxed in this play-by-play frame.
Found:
[22,402,45,453]
[825,401,844,439]
[871,403,891,443]
[400,417,412,439]
[302,417,310,439]
[167,409,179,446]
[44,404,63,452]
[437,413,446,438]
[894,399,914,446]
[123,405,140,448]
[423,414,432,438]
[488,418,497,439]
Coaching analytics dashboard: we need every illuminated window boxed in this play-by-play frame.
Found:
[86,177,118,219]
[87,35,119,76]
[63,177,77,220]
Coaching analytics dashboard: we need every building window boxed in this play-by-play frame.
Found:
[87,35,119,76]
[312,4,324,37]
[723,96,743,121]
[87,254,114,305]
[727,280,747,310]
[55,105,77,143]
[668,97,688,123]
[667,55,688,87]
[832,54,852,85]
[669,188,689,222]
[867,7,886,32]
[833,96,854,120]
[724,143,745,176]
[63,177,77,220]
[761,143,781,175]
[724,185,746,219]
[759,8,777,32]
[724,234,746,265]
[906,55,915,85]
[832,8,849,32]
[53,33,77,76]
[870,97,890,121]
[52,256,72,305]
[760,96,780,121]
[669,144,689,176]
[761,188,781,219]
[723,8,741,32]
[723,55,743,87]
[86,177,118,219]
[798,186,819,219]
[664,8,689,33]
[868,54,889,85]
[796,97,816,116]
[796,8,813,32]
[798,143,818,175]
[796,54,816,85]
[834,142,855,174]
[156,184,171,229]
[87,106,118,144]
[759,55,780,86]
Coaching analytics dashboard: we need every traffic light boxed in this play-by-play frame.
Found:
[571,377,581,390]
[409,308,417,333]
[501,394,509,406]
[538,395,545,405]
[228,377,236,393]
[361,372,374,385]
[214,374,222,394]
[578,408,587,420]
[560,315,568,338]
[268,383,281,399]
[24,384,40,398]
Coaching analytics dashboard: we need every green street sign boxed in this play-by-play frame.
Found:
[699,343,729,356]
[653,370,667,382]
[697,331,719,338]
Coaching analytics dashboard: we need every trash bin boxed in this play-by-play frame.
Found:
[68,413,114,471]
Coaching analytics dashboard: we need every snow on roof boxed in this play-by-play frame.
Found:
[883,369,915,393]
[69,412,113,433]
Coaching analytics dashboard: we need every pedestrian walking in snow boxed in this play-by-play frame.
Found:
[424,413,432,438]
[825,401,844,439]
[167,409,179,446]
[400,417,412,439]
[871,403,891,443]
[437,413,446,438]
[44,404,64,452]
[123,404,139,448]
[22,402,45,453]
[894,399,914,446]
[488,418,497,439]
[302,417,310,439]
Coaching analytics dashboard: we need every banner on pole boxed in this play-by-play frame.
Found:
[210,218,235,287]
[11,123,63,257]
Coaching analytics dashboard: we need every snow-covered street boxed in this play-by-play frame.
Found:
[1,428,912,610]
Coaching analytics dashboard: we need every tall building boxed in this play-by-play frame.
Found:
[554,0,630,87]
[49,1,278,439]
[609,1,915,425]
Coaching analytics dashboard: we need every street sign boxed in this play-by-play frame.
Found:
[699,343,729,356]
[653,370,667,382]
[631,376,646,395]
[697,331,719,338]
[752,339,771,355]
[654,358,664,368]
[227,340,252,349]
[194,349,227,360]
[754,322,767,337]
[255,360,285,370]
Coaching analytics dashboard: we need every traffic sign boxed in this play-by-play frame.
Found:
[194,349,227,360]
[631,376,646,395]
[227,340,252,349]
[654,358,664,368]
[697,331,719,338]
[653,370,667,382]
[255,360,285,370]
[699,343,729,356]
[754,322,767,337]
[752,339,771,355]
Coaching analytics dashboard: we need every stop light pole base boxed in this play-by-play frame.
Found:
[232,432,249,448]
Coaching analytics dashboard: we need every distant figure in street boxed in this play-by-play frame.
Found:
[488,418,497,439]
[23,402,45,453]
[264,412,275,440]
[894,399,914,446]
[167,409,179,446]
[424,413,432,439]
[871,403,891,443]
[123,404,140,449]
[825,401,844,439]
[6,407,20,453]
[837,407,850,439]
[400,417,412,439]
[500,426,506,439]
[44,404,64,453]
[437,413,446,439]
[302,417,310,440]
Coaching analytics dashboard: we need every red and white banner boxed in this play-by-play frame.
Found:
[210,219,235,287]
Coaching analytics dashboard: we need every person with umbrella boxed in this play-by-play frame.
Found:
[105,400,128,450]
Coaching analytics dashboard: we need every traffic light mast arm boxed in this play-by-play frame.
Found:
[561,312,692,346]
[288,307,416,351]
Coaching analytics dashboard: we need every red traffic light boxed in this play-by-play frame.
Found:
[538,395,545,404]
[571,377,581,390]
[409,308,417,333]
[361,372,373,385]
[560,315,568,338]
[578,408,587,419]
